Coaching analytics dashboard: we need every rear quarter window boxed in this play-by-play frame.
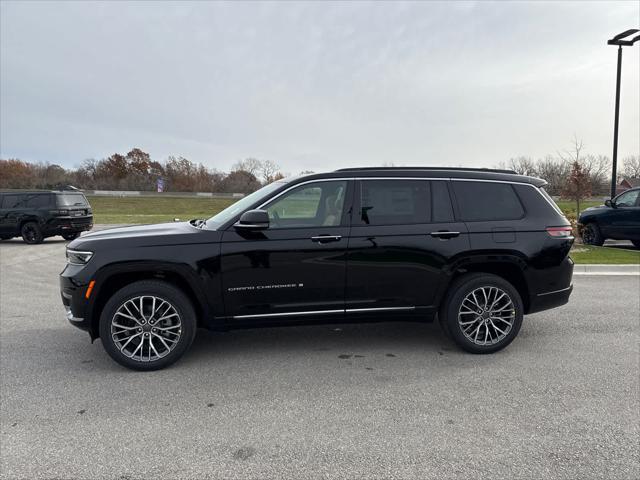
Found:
[25,194,52,208]
[453,181,524,221]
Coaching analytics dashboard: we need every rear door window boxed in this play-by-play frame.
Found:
[358,180,431,226]
[452,181,524,221]
[56,193,88,207]
[25,194,52,208]
[1,194,25,208]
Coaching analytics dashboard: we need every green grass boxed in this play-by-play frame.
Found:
[555,200,601,218]
[570,244,640,264]
[88,196,236,224]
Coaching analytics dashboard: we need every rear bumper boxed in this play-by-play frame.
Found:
[46,216,93,234]
[528,284,573,314]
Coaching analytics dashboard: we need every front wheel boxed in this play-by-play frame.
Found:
[99,280,197,371]
[440,273,524,354]
[581,223,604,246]
[62,232,80,241]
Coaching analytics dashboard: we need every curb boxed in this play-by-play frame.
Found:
[573,264,640,275]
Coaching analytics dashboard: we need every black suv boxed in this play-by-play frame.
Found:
[0,190,93,243]
[60,168,574,370]
[578,187,640,247]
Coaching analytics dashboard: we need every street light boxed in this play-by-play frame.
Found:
[607,29,639,198]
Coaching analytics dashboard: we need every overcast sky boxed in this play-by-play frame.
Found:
[1,1,638,174]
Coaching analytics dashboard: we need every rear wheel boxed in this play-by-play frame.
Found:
[21,222,43,244]
[62,232,80,241]
[581,223,604,246]
[99,280,197,371]
[440,273,524,354]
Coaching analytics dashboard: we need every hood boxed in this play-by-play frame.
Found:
[68,221,222,250]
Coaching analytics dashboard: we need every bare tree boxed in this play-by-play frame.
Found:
[259,159,281,184]
[232,158,262,177]
[621,155,640,179]
[504,156,538,176]
[536,155,570,196]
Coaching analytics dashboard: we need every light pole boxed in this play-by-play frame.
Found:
[607,29,639,198]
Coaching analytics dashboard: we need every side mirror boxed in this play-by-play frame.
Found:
[604,199,614,208]
[235,209,269,230]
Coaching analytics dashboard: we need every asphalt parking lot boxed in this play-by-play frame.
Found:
[1,232,639,479]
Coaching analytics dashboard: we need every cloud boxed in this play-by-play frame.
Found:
[1,1,638,172]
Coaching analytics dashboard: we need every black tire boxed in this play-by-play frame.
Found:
[62,232,81,241]
[632,240,640,250]
[21,222,44,244]
[581,223,604,246]
[439,273,524,354]
[99,280,197,371]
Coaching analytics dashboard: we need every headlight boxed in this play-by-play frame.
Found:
[66,249,93,265]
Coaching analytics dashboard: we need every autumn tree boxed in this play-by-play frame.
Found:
[562,161,591,214]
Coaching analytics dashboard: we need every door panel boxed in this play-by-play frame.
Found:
[346,179,468,311]
[220,180,352,319]
[346,222,469,309]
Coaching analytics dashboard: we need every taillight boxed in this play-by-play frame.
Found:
[546,226,573,238]
[49,209,69,215]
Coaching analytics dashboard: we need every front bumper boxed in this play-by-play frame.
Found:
[60,274,92,333]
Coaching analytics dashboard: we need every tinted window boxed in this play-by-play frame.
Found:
[25,194,52,208]
[432,181,454,222]
[265,181,347,228]
[56,193,88,207]
[359,180,431,225]
[453,181,524,221]
[1,194,25,208]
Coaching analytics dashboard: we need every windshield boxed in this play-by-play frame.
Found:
[205,181,287,229]
[57,193,88,207]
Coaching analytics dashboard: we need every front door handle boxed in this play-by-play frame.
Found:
[430,231,460,239]
[311,235,342,243]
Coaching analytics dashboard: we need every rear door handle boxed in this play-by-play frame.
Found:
[430,231,460,239]
[311,235,342,243]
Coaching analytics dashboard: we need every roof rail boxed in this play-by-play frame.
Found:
[334,166,518,175]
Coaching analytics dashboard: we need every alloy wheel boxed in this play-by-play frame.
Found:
[111,296,182,362]
[458,286,515,346]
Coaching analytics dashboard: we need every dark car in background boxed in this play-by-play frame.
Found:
[578,187,640,248]
[60,167,574,371]
[0,190,93,244]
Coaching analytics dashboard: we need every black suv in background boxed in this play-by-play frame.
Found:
[0,190,93,244]
[60,168,574,370]
[578,187,640,247]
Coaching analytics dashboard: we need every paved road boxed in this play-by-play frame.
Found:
[1,234,639,479]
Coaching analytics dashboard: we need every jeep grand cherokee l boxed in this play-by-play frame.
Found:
[60,168,574,370]
[0,190,93,243]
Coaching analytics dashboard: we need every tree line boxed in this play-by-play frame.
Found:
[1,144,639,196]
[496,138,639,196]
[0,149,286,193]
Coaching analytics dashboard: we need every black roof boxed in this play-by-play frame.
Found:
[290,167,547,187]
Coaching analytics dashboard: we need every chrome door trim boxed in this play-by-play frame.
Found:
[233,309,344,319]
[232,305,417,319]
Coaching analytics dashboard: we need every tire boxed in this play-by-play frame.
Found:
[99,280,197,371]
[21,222,44,244]
[632,240,640,250]
[439,273,524,354]
[581,223,604,246]
[62,232,81,241]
